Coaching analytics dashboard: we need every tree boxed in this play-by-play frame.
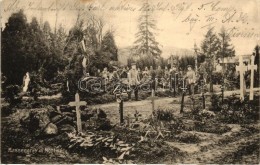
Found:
[132,2,161,58]
[217,27,235,59]
[2,10,29,85]
[101,31,118,61]
[178,55,195,71]
[201,28,221,92]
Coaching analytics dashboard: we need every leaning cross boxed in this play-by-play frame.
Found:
[68,93,87,133]
[248,55,257,100]
[236,56,247,101]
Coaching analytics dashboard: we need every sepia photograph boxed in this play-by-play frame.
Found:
[1,0,260,164]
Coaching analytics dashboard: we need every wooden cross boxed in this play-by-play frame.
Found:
[236,56,247,101]
[68,93,87,133]
[248,55,257,100]
[180,78,187,113]
[198,80,206,109]
[150,89,156,112]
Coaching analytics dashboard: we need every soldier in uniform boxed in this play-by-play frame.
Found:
[156,66,164,90]
[128,63,140,101]
[185,65,196,96]
[149,66,156,91]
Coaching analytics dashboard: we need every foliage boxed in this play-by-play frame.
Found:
[4,85,22,106]
[132,2,161,58]
[216,27,235,59]
[154,107,174,121]
[212,72,223,84]
[217,95,259,124]
[200,28,221,92]
[101,31,118,61]
[209,93,222,112]
[178,55,195,71]
[66,131,134,163]
[2,10,68,86]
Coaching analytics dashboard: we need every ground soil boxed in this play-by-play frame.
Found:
[1,88,260,163]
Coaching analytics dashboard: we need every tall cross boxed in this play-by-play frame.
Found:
[151,89,155,112]
[248,55,257,100]
[180,78,187,113]
[236,55,247,101]
[68,93,87,132]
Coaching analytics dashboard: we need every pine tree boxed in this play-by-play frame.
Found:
[132,2,161,58]
[217,27,235,59]
[101,31,118,61]
[201,28,221,92]
[2,10,29,85]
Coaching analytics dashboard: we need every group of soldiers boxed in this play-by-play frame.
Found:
[93,63,198,101]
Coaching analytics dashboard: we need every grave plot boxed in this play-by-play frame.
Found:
[2,79,260,164]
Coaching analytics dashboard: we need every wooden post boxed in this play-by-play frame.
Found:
[68,93,87,133]
[248,55,257,100]
[180,78,187,113]
[119,100,124,124]
[151,89,155,112]
[199,80,206,109]
[116,94,124,124]
[236,56,248,101]
[221,85,224,104]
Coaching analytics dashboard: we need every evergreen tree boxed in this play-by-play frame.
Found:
[101,31,118,61]
[201,28,221,92]
[217,27,235,59]
[2,10,29,85]
[132,2,161,58]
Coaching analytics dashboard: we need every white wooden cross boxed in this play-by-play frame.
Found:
[68,93,87,132]
[236,56,247,101]
[248,55,257,100]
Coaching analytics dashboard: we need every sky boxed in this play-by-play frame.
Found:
[1,0,260,58]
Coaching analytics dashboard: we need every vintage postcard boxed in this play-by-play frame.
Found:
[1,0,259,164]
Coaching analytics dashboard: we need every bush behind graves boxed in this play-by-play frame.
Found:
[194,120,231,134]
[209,93,222,112]
[217,95,259,124]
[154,106,174,121]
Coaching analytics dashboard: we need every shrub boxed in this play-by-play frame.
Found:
[4,85,22,106]
[176,132,201,143]
[212,72,223,84]
[209,94,222,112]
[154,106,174,121]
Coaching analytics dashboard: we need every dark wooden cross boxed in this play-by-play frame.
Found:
[180,78,187,113]
[151,89,155,112]
[116,93,124,124]
[198,80,207,109]
[68,93,87,133]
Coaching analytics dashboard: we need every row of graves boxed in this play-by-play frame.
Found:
[2,54,260,163]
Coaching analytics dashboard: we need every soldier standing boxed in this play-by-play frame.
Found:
[128,63,140,101]
[185,65,196,96]
[169,65,179,97]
